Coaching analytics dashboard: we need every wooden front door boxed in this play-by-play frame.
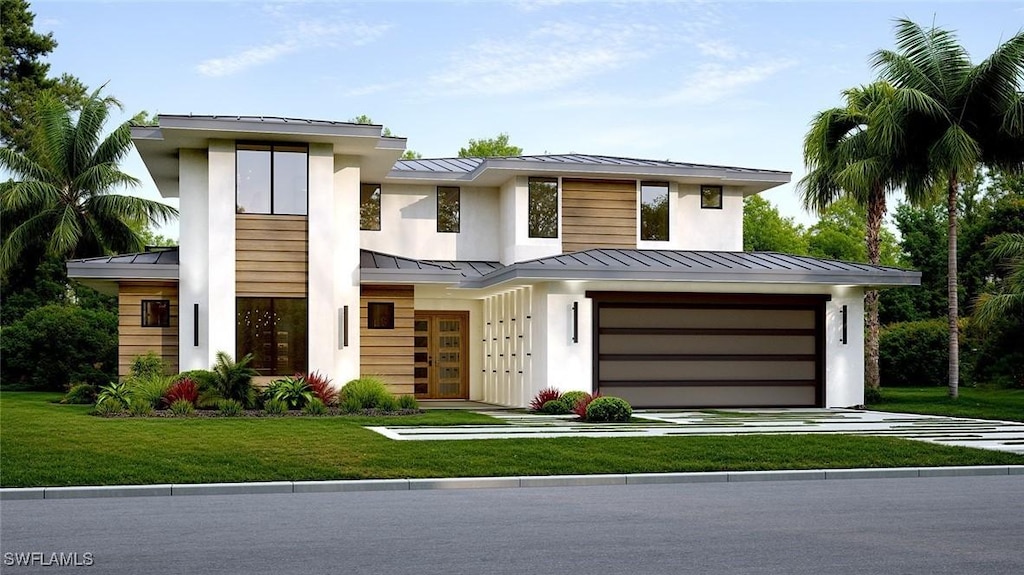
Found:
[414,312,469,399]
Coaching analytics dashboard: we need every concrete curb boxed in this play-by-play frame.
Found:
[2,466,1022,501]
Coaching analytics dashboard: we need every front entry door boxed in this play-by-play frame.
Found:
[414,312,469,399]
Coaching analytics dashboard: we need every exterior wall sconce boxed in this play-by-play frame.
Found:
[339,305,349,349]
[840,304,848,345]
[193,303,200,347]
[572,301,579,343]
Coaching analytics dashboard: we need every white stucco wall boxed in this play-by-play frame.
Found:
[542,282,593,396]
[360,184,500,261]
[675,184,744,251]
[825,286,866,407]
[499,176,562,265]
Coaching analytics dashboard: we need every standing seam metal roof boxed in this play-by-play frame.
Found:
[391,154,790,175]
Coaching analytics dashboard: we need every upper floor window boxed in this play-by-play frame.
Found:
[236,143,308,215]
[701,185,723,209]
[360,184,381,230]
[437,186,460,233]
[528,177,558,238]
[640,182,669,241]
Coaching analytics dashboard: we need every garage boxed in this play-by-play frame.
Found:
[590,292,828,408]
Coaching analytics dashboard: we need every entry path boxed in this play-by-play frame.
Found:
[369,409,1024,454]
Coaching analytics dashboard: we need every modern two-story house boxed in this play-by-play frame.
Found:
[67,115,920,408]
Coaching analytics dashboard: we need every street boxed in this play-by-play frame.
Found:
[2,475,1022,574]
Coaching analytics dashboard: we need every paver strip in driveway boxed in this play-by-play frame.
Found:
[368,409,1024,455]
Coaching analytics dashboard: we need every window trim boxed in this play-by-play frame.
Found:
[436,186,461,233]
[235,142,309,216]
[141,299,171,328]
[367,302,395,330]
[360,183,382,231]
[528,176,559,239]
[639,180,670,242]
[700,185,724,210]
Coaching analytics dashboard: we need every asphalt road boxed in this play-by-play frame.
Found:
[2,476,1022,574]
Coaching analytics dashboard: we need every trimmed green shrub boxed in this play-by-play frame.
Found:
[301,398,328,416]
[340,377,394,410]
[169,399,195,416]
[263,399,288,415]
[174,369,217,391]
[128,397,153,417]
[127,374,172,409]
[130,352,166,379]
[96,381,131,409]
[585,396,632,422]
[94,400,123,417]
[541,399,570,415]
[0,304,117,390]
[217,399,244,417]
[62,383,97,405]
[559,391,589,413]
[397,395,419,410]
[880,320,972,386]
[264,376,312,409]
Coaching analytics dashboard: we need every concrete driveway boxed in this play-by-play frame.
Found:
[369,409,1024,454]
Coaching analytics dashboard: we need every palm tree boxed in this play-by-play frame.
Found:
[799,81,927,391]
[0,87,177,277]
[872,19,1024,397]
[973,233,1024,325]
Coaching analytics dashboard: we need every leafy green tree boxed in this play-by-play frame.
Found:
[742,195,808,254]
[458,133,522,158]
[974,233,1024,325]
[0,87,178,277]
[0,0,87,153]
[873,19,1024,397]
[350,114,422,159]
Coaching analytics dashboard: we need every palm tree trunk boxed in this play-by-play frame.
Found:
[864,186,885,391]
[947,173,960,398]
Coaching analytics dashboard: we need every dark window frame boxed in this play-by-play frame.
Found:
[367,302,395,330]
[640,181,670,242]
[436,186,461,233]
[235,142,309,216]
[141,299,171,328]
[360,183,382,231]
[700,185,723,210]
[528,177,559,239]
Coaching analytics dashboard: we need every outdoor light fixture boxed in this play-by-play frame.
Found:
[572,301,579,343]
[841,304,848,345]
[193,303,200,347]
[339,306,349,348]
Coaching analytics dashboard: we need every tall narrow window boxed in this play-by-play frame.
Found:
[437,186,460,233]
[360,183,381,231]
[528,177,558,238]
[236,298,308,376]
[701,185,723,209]
[235,143,307,215]
[141,300,171,327]
[640,181,669,241]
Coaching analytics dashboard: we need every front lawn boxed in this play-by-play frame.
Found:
[868,386,1024,422]
[2,392,1020,488]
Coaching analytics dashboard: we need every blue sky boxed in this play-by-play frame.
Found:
[31,0,1023,239]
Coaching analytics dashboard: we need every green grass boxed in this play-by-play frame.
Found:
[869,386,1024,422]
[2,392,1020,488]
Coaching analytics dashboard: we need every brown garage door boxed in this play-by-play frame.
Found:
[591,293,827,408]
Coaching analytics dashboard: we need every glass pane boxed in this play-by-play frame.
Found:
[142,300,170,327]
[701,185,723,209]
[414,336,428,348]
[367,302,394,329]
[414,367,428,378]
[414,383,428,394]
[439,319,459,332]
[236,297,306,376]
[360,184,381,230]
[414,352,428,363]
[236,148,271,214]
[437,187,460,233]
[414,320,428,332]
[273,149,308,215]
[640,182,669,241]
[528,177,558,238]
[439,335,459,349]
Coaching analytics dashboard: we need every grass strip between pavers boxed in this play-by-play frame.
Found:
[2,392,1021,488]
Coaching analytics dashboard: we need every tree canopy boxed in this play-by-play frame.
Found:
[458,133,522,158]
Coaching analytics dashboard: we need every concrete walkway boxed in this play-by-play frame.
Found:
[369,409,1024,455]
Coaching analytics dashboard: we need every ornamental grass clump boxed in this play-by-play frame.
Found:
[340,377,395,411]
[305,371,338,406]
[164,378,199,407]
[529,388,562,412]
[169,399,195,416]
[301,398,328,416]
[217,399,244,417]
[573,392,601,419]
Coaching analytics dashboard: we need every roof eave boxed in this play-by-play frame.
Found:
[66,262,180,281]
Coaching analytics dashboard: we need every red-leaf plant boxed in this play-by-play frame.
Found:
[302,370,338,406]
[165,378,199,407]
[529,388,562,412]
[573,392,602,419]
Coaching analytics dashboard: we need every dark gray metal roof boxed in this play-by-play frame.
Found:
[459,249,921,288]
[152,114,377,130]
[66,247,180,281]
[66,246,919,289]
[392,154,788,175]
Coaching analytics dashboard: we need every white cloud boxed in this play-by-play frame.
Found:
[343,82,405,98]
[427,21,655,96]
[195,19,390,78]
[658,59,797,106]
[695,39,744,61]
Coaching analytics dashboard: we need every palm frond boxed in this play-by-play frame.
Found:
[48,202,84,258]
[0,210,56,277]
